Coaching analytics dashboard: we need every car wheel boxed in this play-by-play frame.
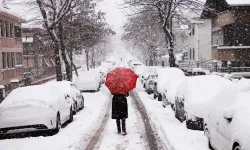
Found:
[175,108,178,118]
[233,144,241,150]
[69,107,73,123]
[205,129,213,149]
[80,100,84,109]
[73,103,77,115]
[54,113,61,133]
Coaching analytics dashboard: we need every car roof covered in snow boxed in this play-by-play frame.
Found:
[1,84,65,106]
[180,75,233,118]
[47,81,75,93]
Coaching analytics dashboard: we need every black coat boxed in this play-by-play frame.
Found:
[111,94,128,119]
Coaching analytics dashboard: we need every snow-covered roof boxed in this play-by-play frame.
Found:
[0,6,24,22]
[226,0,250,6]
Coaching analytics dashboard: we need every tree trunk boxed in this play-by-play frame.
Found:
[48,30,63,81]
[68,49,73,80]
[72,62,79,77]
[85,49,89,71]
[59,21,72,81]
[168,16,176,67]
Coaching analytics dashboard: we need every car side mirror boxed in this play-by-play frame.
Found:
[223,108,234,122]
[79,88,83,93]
[223,116,232,122]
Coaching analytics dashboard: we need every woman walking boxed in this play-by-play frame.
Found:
[112,93,129,135]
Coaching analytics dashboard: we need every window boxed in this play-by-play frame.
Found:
[2,52,6,69]
[189,48,192,60]
[5,21,9,38]
[14,25,21,38]
[192,48,195,60]
[10,23,13,38]
[16,52,22,66]
[11,52,15,68]
[7,52,11,68]
[0,20,4,37]
[192,27,195,35]
[212,30,223,46]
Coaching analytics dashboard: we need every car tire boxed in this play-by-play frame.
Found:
[205,129,214,149]
[80,100,84,110]
[73,103,77,115]
[54,113,61,134]
[69,107,73,123]
[233,144,241,150]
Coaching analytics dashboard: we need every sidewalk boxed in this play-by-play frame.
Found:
[136,90,210,150]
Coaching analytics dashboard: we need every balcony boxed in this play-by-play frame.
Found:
[213,10,250,28]
[0,38,22,48]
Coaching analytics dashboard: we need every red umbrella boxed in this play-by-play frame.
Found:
[105,67,138,94]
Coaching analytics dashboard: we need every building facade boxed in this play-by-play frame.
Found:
[201,0,250,72]
[0,7,24,100]
[187,19,212,67]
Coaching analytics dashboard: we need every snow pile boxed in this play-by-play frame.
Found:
[157,67,186,103]
[235,78,250,92]
[181,75,232,118]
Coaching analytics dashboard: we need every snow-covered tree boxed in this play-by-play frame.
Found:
[124,0,204,67]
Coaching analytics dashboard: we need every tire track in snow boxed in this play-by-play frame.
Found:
[130,90,167,150]
[83,94,112,150]
[97,96,145,150]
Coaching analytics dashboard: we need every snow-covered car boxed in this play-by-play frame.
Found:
[157,67,186,109]
[192,68,206,76]
[75,71,101,92]
[143,74,158,94]
[204,83,250,150]
[175,75,232,130]
[0,85,74,135]
[130,60,144,71]
[48,81,84,113]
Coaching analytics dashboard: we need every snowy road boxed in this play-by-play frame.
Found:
[84,92,164,150]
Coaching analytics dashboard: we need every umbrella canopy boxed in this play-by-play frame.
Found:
[105,67,138,94]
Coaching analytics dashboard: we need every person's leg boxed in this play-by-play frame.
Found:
[116,119,121,133]
[122,119,126,133]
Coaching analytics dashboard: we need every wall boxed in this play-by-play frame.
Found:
[198,19,212,61]
[188,19,212,63]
